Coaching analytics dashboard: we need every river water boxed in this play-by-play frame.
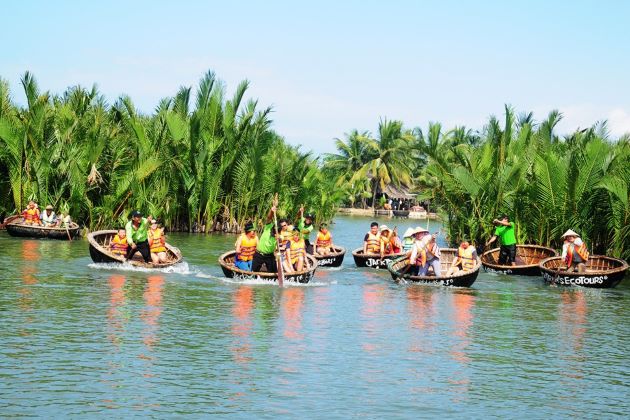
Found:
[1,215,629,418]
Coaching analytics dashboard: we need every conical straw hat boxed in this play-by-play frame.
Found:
[561,229,579,238]
[403,227,415,238]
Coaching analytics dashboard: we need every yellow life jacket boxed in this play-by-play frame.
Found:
[290,238,306,264]
[110,235,128,255]
[365,232,381,254]
[149,228,166,253]
[23,207,40,224]
[457,246,476,271]
[316,231,331,247]
[565,242,589,266]
[237,234,257,261]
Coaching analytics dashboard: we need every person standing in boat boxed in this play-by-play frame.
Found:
[234,222,258,271]
[125,210,153,264]
[446,241,478,275]
[110,228,128,256]
[148,219,168,264]
[485,214,517,266]
[251,199,280,273]
[22,201,42,225]
[363,222,381,255]
[41,205,57,227]
[296,205,315,254]
[561,229,589,273]
[315,223,334,256]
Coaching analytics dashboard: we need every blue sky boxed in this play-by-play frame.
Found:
[3,0,629,153]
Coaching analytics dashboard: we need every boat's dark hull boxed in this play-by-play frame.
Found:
[539,256,628,288]
[387,252,480,287]
[6,221,80,240]
[219,251,317,284]
[352,248,406,269]
[314,246,346,267]
[481,245,558,276]
[88,230,183,268]
[392,210,410,218]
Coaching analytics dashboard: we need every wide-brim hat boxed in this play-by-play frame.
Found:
[45,205,53,210]
[412,226,429,235]
[562,229,580,238]
[380,225,391,232]
[403,227,415,238]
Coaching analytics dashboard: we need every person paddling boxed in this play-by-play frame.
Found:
[125,210,153,264]
[251,198,279,273]
[561,229,589,273]
[485,214,517,266]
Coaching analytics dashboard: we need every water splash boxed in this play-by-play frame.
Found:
[88,261,194,275]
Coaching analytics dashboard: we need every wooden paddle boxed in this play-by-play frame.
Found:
[272,194,285,288]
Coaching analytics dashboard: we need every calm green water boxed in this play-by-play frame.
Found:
[1,215,629,418]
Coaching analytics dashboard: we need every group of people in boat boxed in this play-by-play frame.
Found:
[233,197,336,273]
[21,201,72,228]
[363,222,478,277]
[109,210,169,264]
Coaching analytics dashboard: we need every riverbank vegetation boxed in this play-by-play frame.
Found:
[0,72,340,232]
[325,108,629,260]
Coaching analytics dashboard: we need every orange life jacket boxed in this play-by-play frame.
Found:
[237,234,257,261]
[316,231,331,247]
[23,207,40,224]
[565,242,589,266]
[149,228,166,253]
[457,246,476,271]
[413,242,427,266]
[110,235,128,255]
[290,238,306,264]
[365,232,381,254]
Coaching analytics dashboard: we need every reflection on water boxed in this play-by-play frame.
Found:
[361,283,386,354]
[448,292,475,400]
[107,274,126,346]
[559,290,588,380]
[231,286,254,365]
[141,275,164,352]
[18,241,39,326]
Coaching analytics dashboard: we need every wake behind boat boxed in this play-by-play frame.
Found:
[481,244,558,276]
[6,220,80,240]
[218,250,318,283]
[88,230,183,268]
[314,246,346,267]
[388,249,481,287]
[538,255,628,288]
[352,248,406,269]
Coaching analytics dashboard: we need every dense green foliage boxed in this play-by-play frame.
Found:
[325,108,629,259]
[0,71,339,231]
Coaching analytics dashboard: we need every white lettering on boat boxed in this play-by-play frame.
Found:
[542,272,607,285]
[318,258,335,266]
[485,267,513,274]
[365,258,388,268]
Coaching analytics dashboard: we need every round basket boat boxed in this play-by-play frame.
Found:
[352,248,406,269]
[218,251,318,284]
[314,246,346,267]
[538,255,628,288]
[6,219,81,240]
[481,244,558,276]
[87,230,183,268]
[0,215,21,230]
[387,248,481,287]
